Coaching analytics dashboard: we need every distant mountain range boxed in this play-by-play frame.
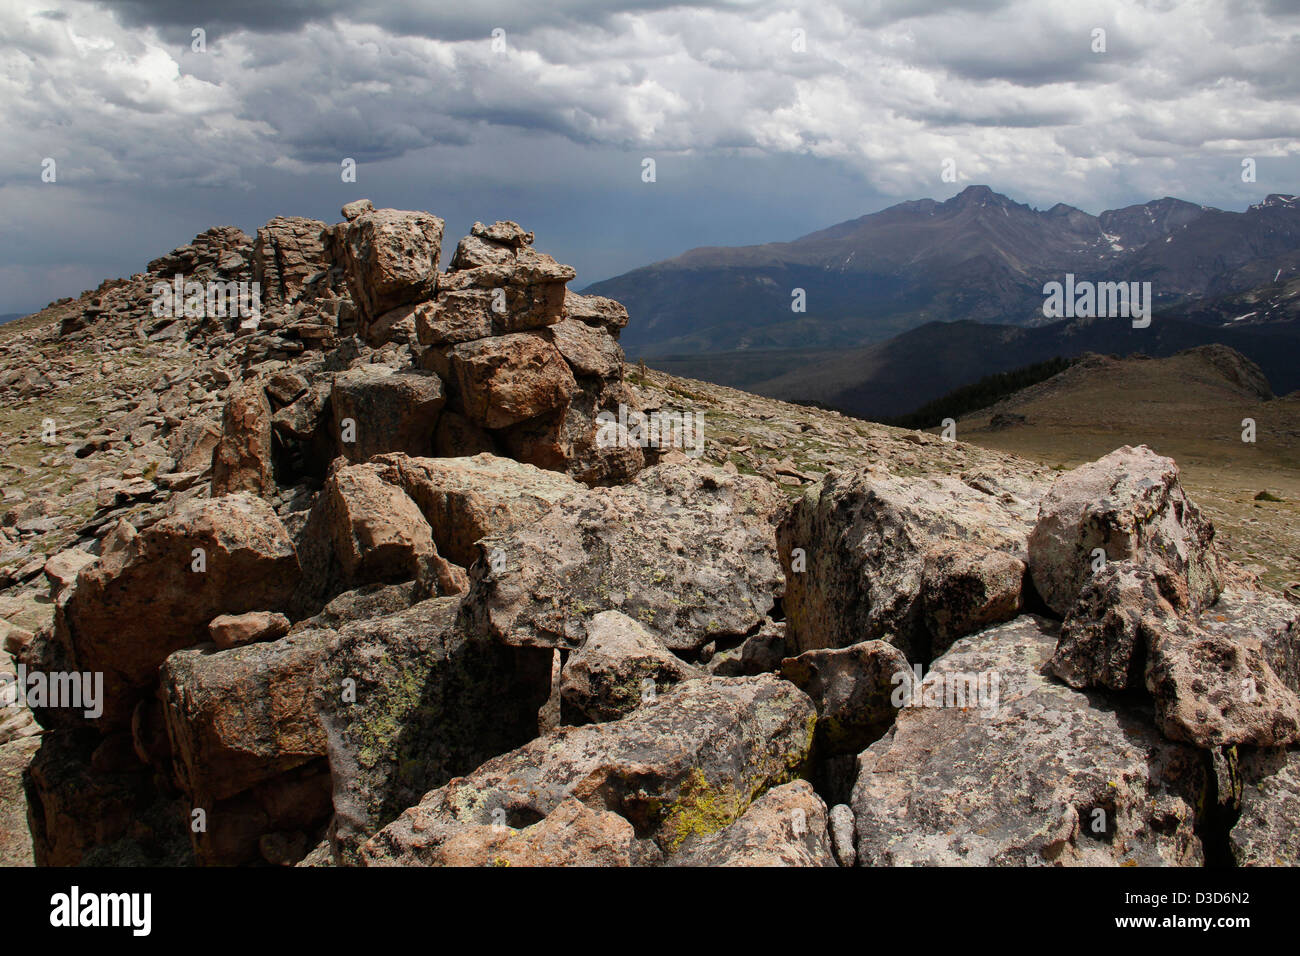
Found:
[649,303,1300,421]
[588,186,1300,358]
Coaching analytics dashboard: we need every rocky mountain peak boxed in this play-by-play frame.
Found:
[1256,193,1299,210]
[951,183,996,202]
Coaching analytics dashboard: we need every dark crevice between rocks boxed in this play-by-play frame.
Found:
[769,594,786,623]
[1197,746,1241,868]
[1126,635,1150,694]
[270,430,306,488]
[704,631,749,663]
[1019,567,1054,620]
[691,619,763,668]
[911,629,935,673]
[808,751,859,808]
[806,713,900,808]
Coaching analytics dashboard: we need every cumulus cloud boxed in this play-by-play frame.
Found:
[1,0,1298,310]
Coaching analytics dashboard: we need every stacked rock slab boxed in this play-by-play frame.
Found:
[415,220,642,485]
[159,629,335,865]
[15,202,659,865]
[211,208,647,491]
[334,207,444,341]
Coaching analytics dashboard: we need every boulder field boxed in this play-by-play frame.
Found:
[1,203,1297,867]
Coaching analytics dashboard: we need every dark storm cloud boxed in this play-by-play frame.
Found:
[78,0,759,40]
[2,0,1297,314]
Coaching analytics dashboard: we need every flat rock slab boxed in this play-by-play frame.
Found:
[462,462,783,653]
[368,453,580,568]
[852,615,1208,866]
[361,674,816,864]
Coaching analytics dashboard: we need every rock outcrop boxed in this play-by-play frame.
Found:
[338,208,445,337]
[1028,444,1222,616]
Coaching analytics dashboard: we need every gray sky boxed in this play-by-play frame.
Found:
[2,0,1298,314]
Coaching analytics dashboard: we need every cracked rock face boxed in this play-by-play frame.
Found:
[211,376,275,498]
[1028,444,1222,616]
[778,467,1037,661]
[1231,748,1300,866]
[310,597,550,863]
[852,616,1208,866]
[254,217,333,309]
[460,462,784,653]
